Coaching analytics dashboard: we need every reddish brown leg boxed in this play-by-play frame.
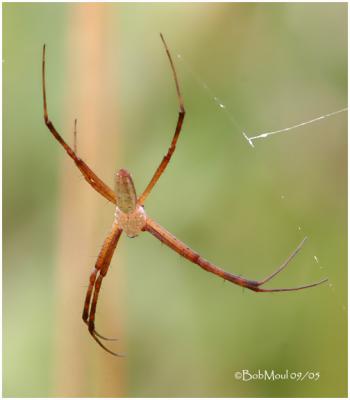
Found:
[82,267,115,341]
[138,34,185,205]
[144,217,328,292]
[82,221,123,356]
[42,45,117,205]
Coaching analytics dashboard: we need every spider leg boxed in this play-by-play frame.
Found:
[256,236,308,286]
[82,221,124,355]
[144,217,328,293]
[42,45,117,205]
[247,237,327,291]
[90,326,125,357]
[88,272,125,357]
[138,34,185,205]
[82,267,117,341]
[249,278,328,293]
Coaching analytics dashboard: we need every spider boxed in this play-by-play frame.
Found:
[42,34,327,356]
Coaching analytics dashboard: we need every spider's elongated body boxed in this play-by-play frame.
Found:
[115,169,147,237]
[42,35,327,356]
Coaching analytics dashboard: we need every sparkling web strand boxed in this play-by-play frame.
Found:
[176,53,244,134]
[243,108,348,148]
[175,53,347,150]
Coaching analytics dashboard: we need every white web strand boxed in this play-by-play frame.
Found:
[176,53,244,134]
[297,225,345,313]
[175,53,347,150]
[243,108,348,148]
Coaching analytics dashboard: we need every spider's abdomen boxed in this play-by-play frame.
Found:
[115,205,147,238]
[115,169,137,214]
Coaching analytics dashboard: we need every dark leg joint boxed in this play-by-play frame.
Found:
[82,309,89,322]
[88,320,95,333]
[242,279,261,292]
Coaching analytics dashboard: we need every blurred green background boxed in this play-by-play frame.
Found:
[3,2,347,397]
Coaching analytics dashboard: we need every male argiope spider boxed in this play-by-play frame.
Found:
[42,34,327,356]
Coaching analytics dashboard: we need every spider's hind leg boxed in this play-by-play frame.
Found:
[144,218,328,295]
[82,222,124,356]
[258,236,308,286]
[82,268,117,341]
[249,237,328,292]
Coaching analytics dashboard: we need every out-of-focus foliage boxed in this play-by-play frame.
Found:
[3,3,347,397]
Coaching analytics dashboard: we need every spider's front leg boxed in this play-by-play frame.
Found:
[42,45,117,205]
[82,221,123,356]
[138,34,185,205]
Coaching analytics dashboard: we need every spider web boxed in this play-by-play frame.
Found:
[175,51,346,311]
[176,52,347,148]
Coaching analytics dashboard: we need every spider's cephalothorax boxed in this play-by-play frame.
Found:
[114,169,147,238]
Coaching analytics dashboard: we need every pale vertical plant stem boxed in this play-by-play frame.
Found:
[53,4,124,397]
